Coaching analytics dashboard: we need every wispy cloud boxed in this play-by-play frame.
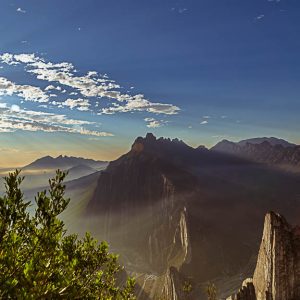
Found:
[101,96,179,115]
[0,53,180,116]
[171,7,188,14]
[200,120,208,125]
[0,147,20,153]
[256,14,265,20]
[144,117,167,128]
[61,98,90,111]
[0,103,113,136]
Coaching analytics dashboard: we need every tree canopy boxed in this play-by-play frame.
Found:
[0,169,135,299]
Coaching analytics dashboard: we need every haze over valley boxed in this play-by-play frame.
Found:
[1,134,300,299]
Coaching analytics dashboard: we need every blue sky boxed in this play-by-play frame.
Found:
[0,0,299,166]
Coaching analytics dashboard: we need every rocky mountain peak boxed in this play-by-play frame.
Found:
[130,133,192,159]
[131,133,156,153]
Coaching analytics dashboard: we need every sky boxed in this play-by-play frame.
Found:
[0,0,300,167]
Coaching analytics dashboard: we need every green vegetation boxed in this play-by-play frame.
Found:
[182,280,193,294]
[0,170,135,299]
[205,282,217,300]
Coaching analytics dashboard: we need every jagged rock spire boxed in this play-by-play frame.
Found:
[227,211,300,300]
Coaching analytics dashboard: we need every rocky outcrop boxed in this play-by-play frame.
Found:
[226,279,256,300]
[227,212,300,300]
[176,208,191,264]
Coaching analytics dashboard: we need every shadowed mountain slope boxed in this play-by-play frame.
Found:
[82,134,300,299]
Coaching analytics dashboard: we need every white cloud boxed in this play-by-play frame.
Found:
[45,85,62,91]
[11,104,20,112]
[203,115,211,119]
[200,120,208,125]
[101,95,179,115]
[0,53,18,65]
[61,98,90,111]
[17,7,26,13]
[87,71,97,77]
[144,117,167,128]
[0,77,49,103]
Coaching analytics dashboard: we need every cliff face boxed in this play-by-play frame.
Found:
[86,133,197,274]
[227,212,300,300]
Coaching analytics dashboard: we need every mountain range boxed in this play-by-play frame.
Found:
[77,134,300,299]
[23,155,108,171]
[2,134,299,299]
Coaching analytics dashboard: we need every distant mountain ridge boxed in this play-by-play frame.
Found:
[237,137,296,147]
[211,137,300,170]
[23,155,108,170]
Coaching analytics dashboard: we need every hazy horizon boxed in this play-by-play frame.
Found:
[1,133,299,168]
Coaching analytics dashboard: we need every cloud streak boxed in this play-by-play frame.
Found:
[0,53,180,115]
[0,103,113,136]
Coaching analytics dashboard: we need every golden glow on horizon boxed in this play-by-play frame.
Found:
[0,147,127,168]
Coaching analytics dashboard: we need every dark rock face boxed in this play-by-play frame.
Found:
[227,212,300,300]
[87,134,197,215]
[227,279,256,300]
[86,133,197,273]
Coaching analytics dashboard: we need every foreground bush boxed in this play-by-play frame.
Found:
[0,170,135,299]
